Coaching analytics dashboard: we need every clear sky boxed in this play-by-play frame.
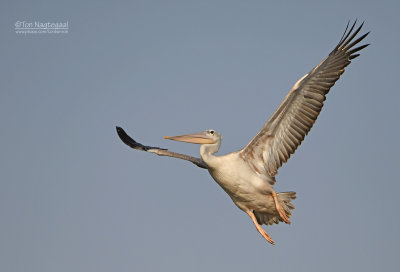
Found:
[1,0,399,271]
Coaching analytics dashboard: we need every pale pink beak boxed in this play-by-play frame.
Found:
[164,131,215,144]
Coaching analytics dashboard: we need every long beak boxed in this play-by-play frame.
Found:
[164,131,215,144]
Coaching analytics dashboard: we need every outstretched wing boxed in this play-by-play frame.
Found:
[116,126,208,169]
[240,21,369,178]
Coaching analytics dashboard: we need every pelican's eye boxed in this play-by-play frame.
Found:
[208,130,215,135]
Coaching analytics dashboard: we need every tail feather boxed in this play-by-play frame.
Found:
[254,191,296,225]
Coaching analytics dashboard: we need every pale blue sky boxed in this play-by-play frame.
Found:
[1,0,399,271]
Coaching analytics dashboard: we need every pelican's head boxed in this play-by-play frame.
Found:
[164,129,221,145]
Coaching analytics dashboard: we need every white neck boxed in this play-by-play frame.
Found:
[200,142,221,167]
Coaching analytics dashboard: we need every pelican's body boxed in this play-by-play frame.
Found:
[203,149,274,212]
[117,21,369,244]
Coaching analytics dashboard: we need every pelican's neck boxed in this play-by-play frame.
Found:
[200,142,221,167]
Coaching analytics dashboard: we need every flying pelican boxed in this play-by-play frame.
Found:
[117,21,369,244]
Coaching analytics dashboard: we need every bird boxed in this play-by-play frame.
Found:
[116,21,369,245]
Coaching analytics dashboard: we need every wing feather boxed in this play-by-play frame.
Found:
[116,126,208,169]
[240,21,369,178]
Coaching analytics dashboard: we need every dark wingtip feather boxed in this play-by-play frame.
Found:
[349,53,360,60]
[116,126,142,149]
[338,20,351,44]
[116,126,167,151]
[348,43,370,56]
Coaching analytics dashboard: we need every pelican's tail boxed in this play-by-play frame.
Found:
[254,191,296,226]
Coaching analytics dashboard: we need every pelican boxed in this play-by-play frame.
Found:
[117,21,369,244]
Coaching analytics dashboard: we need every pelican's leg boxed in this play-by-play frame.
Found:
[272,191,290,224]
[246,210,275,245]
